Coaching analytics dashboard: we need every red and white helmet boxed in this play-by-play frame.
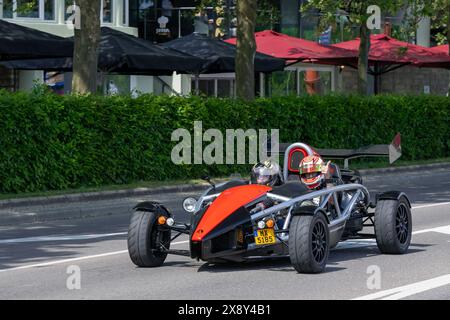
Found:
[299,155,325,189]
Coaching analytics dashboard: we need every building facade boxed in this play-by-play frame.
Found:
[0,0,136,37]
[0,0,144,93]
[0,1,445,96]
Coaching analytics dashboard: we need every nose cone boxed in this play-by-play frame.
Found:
[191,184,272,241]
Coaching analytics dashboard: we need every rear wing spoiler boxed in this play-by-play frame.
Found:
[272,133,401,170]
[317,143,400,169]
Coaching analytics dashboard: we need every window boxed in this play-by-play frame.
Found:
[64,0,75,21]
[44,0,54,20]
[196,79,215,96]
[103,75,130,95]
[298,70,332,95]
[102,0,112,23]
[2,0,55,20]
[217,79,233,98]
[16,0,39,18]
[2,0,13,18]
[191,75,236,98]
[123,0,129,26]
[270,70,298,97]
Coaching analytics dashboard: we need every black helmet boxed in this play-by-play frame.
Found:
[250,160,282,187]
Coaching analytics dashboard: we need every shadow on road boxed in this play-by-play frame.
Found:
[0,234,126,270]
[157,241,430,275]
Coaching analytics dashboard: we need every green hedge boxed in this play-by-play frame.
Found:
[0,90,448,193]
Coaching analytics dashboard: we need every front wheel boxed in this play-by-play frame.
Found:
[374,198,412,254]
[289,213,330,273]
[128,210,171,267]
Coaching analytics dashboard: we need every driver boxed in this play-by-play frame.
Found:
[250,160,283,187]
[299,155,330,190]
[299,155,340,217]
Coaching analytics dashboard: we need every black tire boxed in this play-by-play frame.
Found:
[289,213,330,273]
[374,198,412,254]
[127,210,171,267]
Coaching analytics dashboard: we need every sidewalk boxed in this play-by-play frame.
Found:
[0,162,449,225]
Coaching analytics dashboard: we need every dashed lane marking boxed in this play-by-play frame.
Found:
[0,240,189,273]
[353,274,450,300]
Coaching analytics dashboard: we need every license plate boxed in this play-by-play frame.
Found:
[254,228,276,245]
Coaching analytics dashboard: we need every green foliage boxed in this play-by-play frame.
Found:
[0,91,448,193]
[15,0,38,16]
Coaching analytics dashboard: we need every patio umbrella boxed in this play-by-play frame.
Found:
[430,44,449,55]
[224,30,357,65]
[333,34,450,93]
[97,28,205,74]
[0,19,73,60]
[333,34,450,69]
[0,27,205,75]
[162,32,286,73]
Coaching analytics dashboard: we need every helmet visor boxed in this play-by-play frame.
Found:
[299,162,322,175]
[251,162,280,186]
[301,172,321,180]
[255,175,271,185]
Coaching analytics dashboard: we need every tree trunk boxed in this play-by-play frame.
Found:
[236,0,257,100]
[357,23,371,95]
[447,3,450,55]
[72,0,101,94]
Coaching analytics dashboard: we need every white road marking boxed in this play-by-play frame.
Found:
[412,225,450,235]
[0,240,189,273]
[353,274,450,300]
[1,201,449,273]
[412,202,450,210]
[3,222,447,273]
[0,232,127,244]
[334,224,450,250]
[0,250,129,273]
[0,202,447,245]
[334,239,375,250]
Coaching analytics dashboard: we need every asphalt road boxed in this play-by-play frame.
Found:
[0,167,449,300]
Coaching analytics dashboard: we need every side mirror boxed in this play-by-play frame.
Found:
[201,176,215,190]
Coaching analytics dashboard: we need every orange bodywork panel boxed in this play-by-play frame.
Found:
[191,185,272,242]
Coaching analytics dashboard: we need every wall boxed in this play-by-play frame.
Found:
[18,70,44,91]
[340,66,450,95]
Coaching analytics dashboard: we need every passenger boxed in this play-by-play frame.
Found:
[250,160,283,187]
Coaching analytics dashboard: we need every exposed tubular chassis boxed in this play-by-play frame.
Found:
[255,183,369,233]
[128,139,412,273]
[166,183,372,252]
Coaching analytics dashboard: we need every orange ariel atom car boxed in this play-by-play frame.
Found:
[127,138,412,273]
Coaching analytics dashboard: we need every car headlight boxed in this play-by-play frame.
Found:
[183,197,197,213]
[166,217,175,226]
[257,220,266,229]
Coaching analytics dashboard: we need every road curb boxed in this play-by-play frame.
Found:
[0,183,209,210]
[358,162,450,176]
[0,183,210,225]
[1,162,449,209]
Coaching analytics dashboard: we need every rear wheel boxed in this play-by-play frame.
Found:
[289,213,330,273]
[374,198,412,254]
[127,210,171,267]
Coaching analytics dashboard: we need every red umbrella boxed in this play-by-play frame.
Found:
[333,34,450,68]
[224,30,356,64]
[333,34,450,93]
[430,44,449,55]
